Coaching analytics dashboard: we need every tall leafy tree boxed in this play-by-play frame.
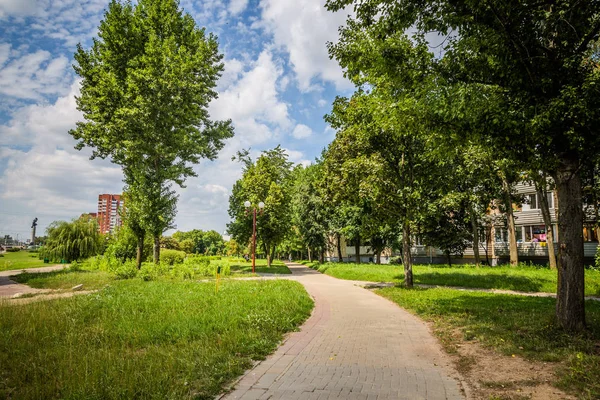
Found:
[292,164,329,262]
[227,147,294,267]
[41,217,103,262]
[71,0,234,264]
[327,0,600,331]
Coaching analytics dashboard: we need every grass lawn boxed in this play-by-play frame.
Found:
[305,262,600,296]
[0,250,51,271]
[11,268,114,290]
[229,257,292,275]
[376,286,600,399]
[0,279,313,400]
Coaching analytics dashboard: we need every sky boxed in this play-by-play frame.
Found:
[0,0,355,239]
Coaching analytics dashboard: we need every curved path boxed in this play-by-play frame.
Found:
[223,263,466,400]
[0,265,66,298]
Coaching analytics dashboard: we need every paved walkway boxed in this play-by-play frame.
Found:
[223,263,465,400]
[0,265,66,298]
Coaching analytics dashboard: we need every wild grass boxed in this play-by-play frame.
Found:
[305,262,600,296]
[229,258,292,275]
[376,286,600,399]
[0,279,313,399]
[11,268,114,290]
[0,250,50,271]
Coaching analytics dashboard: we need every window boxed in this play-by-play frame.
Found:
[522,192,554,210]
[495,228,508,243]
[583,225,599,242]
[523,225,549,242]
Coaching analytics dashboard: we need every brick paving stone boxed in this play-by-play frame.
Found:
[220,263,466,400]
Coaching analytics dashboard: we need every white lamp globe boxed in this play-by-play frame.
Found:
[244,201,251,208]
[258,201,265,209]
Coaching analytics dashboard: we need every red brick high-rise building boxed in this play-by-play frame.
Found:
[97,194,123,235]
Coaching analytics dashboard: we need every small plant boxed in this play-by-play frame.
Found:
[69,261,82,272]
[113,260,138,279]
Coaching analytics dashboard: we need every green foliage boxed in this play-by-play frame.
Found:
[172,229,226,255]
[595,245,600,270]
[104,225,152,263]
[71,0,234,265]
[40,217,102,262]
[113,260,139,280]
[5,247,21,253]
[228,146,294,266]
[0,279,312,399]
[159,249,186,266]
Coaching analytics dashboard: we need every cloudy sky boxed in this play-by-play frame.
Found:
[0,0,354,239]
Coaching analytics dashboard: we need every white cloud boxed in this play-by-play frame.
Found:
[259,0,352,92]
[210,50,292,146]
[228,0,249,16]
[292,123,314,139]
[0,0,38,19]
[0,46,71,101]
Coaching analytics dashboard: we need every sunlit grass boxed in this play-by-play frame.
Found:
[0,279,313,399]
[377,286,600,399]
[0,250,49,271]
[304,262,600,296]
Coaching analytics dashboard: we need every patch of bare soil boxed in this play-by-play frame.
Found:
[446,331,575,400]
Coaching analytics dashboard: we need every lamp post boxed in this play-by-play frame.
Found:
[244,200,265,273]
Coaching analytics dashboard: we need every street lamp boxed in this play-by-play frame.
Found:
[245,201,265,273]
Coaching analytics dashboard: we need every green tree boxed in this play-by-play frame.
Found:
[41,217,103,262]
[71,0,234,265]
[292,164,329,263]
[227,147,294,267]
[326,0,600,331]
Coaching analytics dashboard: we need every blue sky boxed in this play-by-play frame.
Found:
[0,0,354,238]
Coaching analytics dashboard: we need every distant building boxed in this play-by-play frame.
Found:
[97,194,123,235]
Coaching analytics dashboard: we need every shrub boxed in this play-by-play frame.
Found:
[213,260,230,276]
[138,262,169,281]
[596,246,600,270]
[6,247,21,253]
[160,249,186,265]
[69,261,82,272]
[113,260,138,279]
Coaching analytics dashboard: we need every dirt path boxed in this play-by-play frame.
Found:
[223,262,466,400]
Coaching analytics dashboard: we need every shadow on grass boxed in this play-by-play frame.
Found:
[413,272,549,292]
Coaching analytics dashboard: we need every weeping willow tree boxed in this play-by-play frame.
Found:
[41,217,103,262]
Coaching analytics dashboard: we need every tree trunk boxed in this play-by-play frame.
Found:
[336,233,343,262]
[502,176,519,266]
[136,235,144,269]
[319,249,324,264]
[307,247,312,262]
[402,220,413,287]
[535,177,558,270]
[553,156,585,332]
[376,250,381,264]
[446,250,452,266]
[153,235,160,264]
[469,203,481,266]
[270,245,276,266]
[355,237,361,264]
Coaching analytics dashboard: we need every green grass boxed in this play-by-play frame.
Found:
[229,258,292,275]
[306,262,600,296]
[11,268,114,290]
[376,286,600,399]
[0,251,51,271]
[0,279,313,399]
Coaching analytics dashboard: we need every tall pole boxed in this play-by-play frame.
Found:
[252,208,257,273]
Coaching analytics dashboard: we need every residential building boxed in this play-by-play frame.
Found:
[328,182,598,265]
[97,194,123,235]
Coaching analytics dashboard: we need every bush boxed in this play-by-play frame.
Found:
[6,247,21,253]
[69,261,82,272]
[113,260,138,279]
[160,249,186,265]
[138,262,169,281]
